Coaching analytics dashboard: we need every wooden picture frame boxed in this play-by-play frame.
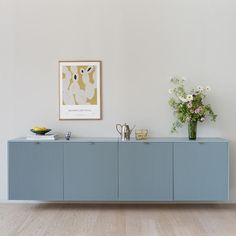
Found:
[59,61,102,120]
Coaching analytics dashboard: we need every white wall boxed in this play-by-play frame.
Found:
[1,0,236,201]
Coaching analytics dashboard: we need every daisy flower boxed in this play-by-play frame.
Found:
[197,85,204,92]
[178,96,187,102]
[200,117,205,122]
[187,102,192,108]
[186,94,193,102]
[206,86,211,92]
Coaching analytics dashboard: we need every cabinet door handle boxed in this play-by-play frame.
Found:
[143,142,150,144]
[34,142,40,145]
[89,142,95,145]
[198,142,205,144]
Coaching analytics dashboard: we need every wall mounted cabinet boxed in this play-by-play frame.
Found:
[8,142,63,200]
[8,138,229,202]
[174,142,229,201]
[119,142,173,201]
[64,142,118,201]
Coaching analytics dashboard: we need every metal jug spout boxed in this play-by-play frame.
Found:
[130,125,136,134]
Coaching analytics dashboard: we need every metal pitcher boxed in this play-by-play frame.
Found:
[116,123,135,141]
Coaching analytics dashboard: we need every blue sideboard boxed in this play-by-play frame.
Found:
[8,138,229,202]
[8,142,63,200]
[119,142,173,201]
[64,142,118,201]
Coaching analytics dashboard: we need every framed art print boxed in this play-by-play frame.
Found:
[59,61,102,120]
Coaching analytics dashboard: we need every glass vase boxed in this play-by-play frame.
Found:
[188,120,197,140]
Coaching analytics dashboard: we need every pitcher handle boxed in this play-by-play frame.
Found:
[116,124,122,135]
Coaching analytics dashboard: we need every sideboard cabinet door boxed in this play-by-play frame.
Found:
[8,142,63,200]
[119,142,173,201]
[174,142,229,201]
[64,142,118,201]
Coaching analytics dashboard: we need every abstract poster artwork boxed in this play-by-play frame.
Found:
[59,61,101,120]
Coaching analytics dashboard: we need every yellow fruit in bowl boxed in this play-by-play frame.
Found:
[32,127,48,131]
[32,127,40,131]
[31,126,51,135]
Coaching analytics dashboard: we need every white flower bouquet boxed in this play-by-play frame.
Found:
[168,77,217,138]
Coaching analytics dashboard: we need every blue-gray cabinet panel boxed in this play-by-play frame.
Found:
[174,142,229,201]
[64,142,118,201]
[119,142,173,201]
[8,142,63,200]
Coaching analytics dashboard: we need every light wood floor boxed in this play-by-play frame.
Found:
[0,204,236,236]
